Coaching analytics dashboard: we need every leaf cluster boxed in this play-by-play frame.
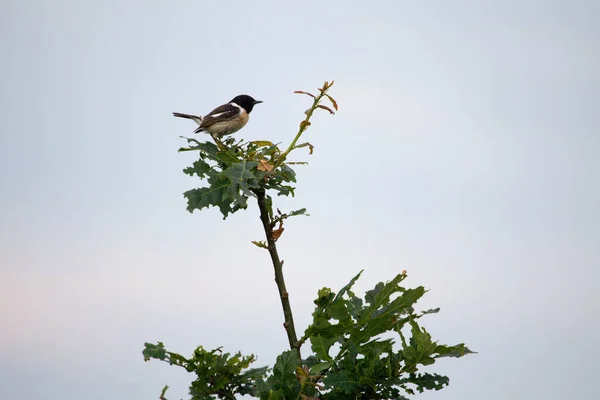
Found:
[142,342,268,400]
[144,272,473,399]
[298,271,474,399]
[179,139,295,218]
[179,81,338,221]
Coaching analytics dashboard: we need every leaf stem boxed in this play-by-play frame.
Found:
[254,188,301,359]
[274,82,333,168]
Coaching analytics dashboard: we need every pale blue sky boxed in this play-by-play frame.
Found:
[1,1,599,399]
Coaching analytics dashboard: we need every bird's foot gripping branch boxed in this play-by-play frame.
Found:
[143,81,474,400]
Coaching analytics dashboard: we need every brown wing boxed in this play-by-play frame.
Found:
[200,105,240,129]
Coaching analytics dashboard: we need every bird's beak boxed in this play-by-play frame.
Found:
[253,100,263,104]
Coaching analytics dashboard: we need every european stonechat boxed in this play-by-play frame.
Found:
[173,95,262,139]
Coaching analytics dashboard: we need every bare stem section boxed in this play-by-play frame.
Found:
[255,188,301,358]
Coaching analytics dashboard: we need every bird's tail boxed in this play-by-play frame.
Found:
[173,112,203,126]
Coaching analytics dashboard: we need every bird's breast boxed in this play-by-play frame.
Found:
[207,110,249,137]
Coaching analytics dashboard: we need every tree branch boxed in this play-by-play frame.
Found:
[254,188,301,359]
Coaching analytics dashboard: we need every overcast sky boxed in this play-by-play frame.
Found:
[1,1,599,399]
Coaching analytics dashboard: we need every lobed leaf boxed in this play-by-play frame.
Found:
[406,372,449,393]
[322,370,360,394]
[184,181,234,218]
[183,159,213,178]
[400,320,437,372]
[310,334,337,362]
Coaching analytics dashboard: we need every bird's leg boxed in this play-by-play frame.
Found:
[211,135,227,151]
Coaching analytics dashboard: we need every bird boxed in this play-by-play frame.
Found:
[173,95,263,139]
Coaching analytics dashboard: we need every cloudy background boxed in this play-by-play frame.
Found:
[1,0,598,399]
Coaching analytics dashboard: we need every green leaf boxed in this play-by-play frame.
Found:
[323,370,360,394]
[184,181,233,217]
[329,300,351,323]
[334,270,363,302]
[144,344,263,399]
[261,144,281,158]
[267,389,285,400]
[273,184,295,197]
[421,308,441,315]
[239,366,269,381]
[180,140,220,158]
[346,295,364,320]
[306,320,348,339]
[288,208,308,217]
[183,159,213,178]
[224,182,248,208]
[178,146,199,152]
[310,334,337,362]
[251,240,268,249]
[278,164,297,183]
[254,377,270,399]
[224,161,259,188]
[178,136,203,151]
[407,372,449,393]
[216,148,241,164]
[271,350,300,389]
[363,273,409,320]
[434,343,476,358]
[309,361,331,374]
[255,350,301,399]
[142,342,167,361]
[220,161,259,209]
[400,320,438,372]
[364,287,424,331]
